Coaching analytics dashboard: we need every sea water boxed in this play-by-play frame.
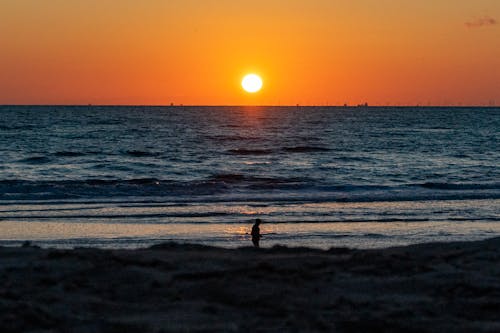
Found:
[0,106,499,249]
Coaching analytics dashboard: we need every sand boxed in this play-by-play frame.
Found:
[1,238,500,332]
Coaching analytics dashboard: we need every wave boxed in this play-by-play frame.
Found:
[419,182,500,190]
[64,178,166,186]
[452,154,470,159]
[226,146,332,155]
[228,148,273,155]
[0,125,35,130]
[206,135,260,142]
[125,150,161,157]
[54,151,87,157]
[0,212,230,220]
[209,173,308,184]
[333,156,375,162]
[0,178,499,202]
[209,174,246,182]
[283,146,331,153]
[19,156,52,164]
[2,210,496,224]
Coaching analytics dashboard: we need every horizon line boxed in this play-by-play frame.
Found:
[0,104,498,108]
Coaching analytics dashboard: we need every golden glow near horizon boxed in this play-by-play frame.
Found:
[242,74,263,93]
[0,0,499,105]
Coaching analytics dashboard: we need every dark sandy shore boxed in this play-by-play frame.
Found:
[1,238,500,332]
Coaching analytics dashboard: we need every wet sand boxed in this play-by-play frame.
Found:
[1,237,500,332]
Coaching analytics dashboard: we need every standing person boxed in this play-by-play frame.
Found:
[251,219,262,247]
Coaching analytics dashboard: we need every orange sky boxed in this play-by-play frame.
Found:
[1,0,499,106]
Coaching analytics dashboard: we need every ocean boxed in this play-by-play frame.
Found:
[0,106,499,249]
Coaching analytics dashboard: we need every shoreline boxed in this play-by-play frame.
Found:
[2,237,500,332]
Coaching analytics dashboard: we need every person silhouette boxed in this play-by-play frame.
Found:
[251,218,262,247]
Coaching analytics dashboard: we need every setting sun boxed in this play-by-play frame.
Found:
[241,74,263,93]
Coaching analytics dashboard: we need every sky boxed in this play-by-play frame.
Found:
[1,0,499,106]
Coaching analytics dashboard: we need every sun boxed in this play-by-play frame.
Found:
[241,74,263,93]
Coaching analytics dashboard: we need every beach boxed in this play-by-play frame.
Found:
[2,1,500,331]
[1,106,499,331]
[2,237,500,332]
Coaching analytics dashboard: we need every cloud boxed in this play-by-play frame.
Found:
[465,16,497,28]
